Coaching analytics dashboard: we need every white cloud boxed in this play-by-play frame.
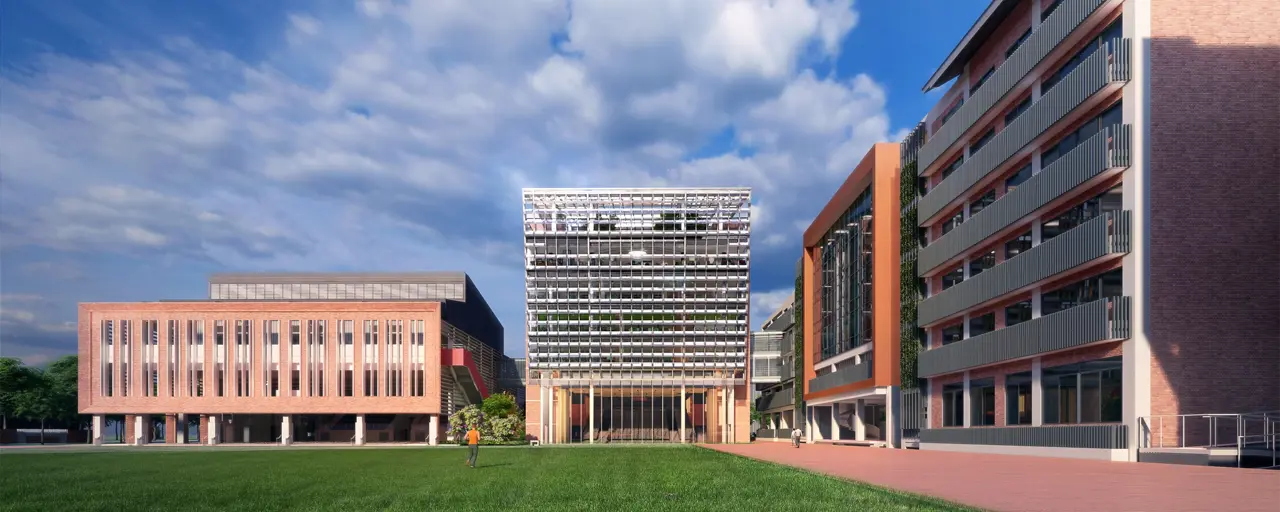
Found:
[0,0,904,356]
[751,288,795,330]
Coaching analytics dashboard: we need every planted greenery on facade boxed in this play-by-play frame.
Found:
[898,124,927,390]
[792,265,805,419]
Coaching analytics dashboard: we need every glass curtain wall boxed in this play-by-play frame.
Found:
[819,186,873,361]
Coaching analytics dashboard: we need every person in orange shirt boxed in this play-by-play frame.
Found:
[465,426,481,468]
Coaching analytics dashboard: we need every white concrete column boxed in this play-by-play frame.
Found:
[728,387,736,443]
[719,389,727,444]
[428,414,439,446]
[208,415,220,446]
[1031,288,1044,318]
[92,415,104,446]
[588,384,595,444]
[176,414,186,444]
[830,404,841,441]
[1121,0,1153,460]
[355,414,366,446]
[853,399,866,441]
[962,371,973,428]
[1031,358,1044,426]
[281,415,293,446]
[243,426,250,444]
[962,314,971,339]
[548,387,556,445]
[1031,218,1043,245]
[680,385,687,443]
[133,415,145,446]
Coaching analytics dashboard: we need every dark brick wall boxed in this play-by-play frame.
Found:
[1147,0,1280,421]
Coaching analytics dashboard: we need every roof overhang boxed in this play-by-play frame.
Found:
[922,0,1022,92]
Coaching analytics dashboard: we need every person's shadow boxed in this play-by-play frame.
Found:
[477,463,512,468]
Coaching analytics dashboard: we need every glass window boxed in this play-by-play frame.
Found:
[969,250,996,277]
[969,312,995,337]
[1004,164,1032,193]
[941,155,964,180]
[970,67,995,95]
[1041,0,1063,21]
[1041,268,1123,316]
[969,189,996,217]
[970,378,996,426]
[942,265,964,290]
[1005,231,1032,259]
[1004,96,1032,127]
[1006,371,1033,425]
[971,128,995,154]
[1042,356,1123,424]
[941,98,964,125]
[1041,185,1123,241]
[1006,28,1032,58]
[1042,18,1123,93]
[1005,300,1032,326]
[941,324,964,346]
[942,211,963,235]
[942,382,965,427]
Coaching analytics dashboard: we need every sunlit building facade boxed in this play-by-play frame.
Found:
[522,188,751,444]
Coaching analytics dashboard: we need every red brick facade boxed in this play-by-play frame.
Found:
[1146,0,1280,421]
[78,301,447,416]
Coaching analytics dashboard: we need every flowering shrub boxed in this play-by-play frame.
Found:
[446,394,526,444]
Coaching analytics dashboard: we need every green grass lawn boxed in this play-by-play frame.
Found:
[0,446,976,511]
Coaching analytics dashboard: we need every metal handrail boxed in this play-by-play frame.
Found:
[1236,433,1278,469]
[1140,411,1280,449]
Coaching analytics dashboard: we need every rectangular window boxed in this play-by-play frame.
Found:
[1041,0,1064,22]
[1043,17,1122,93]
[214,320,225,397]
[1004,231,1032,259]
[941,324,964,346]
[1004,96,1032,127]
[167,320,178,397]
[968,312,995,338]
[363,320,379,397]
[120,320,131,397]
[940,98,964,125]
[940,155,964,180]
[968,250,996,277]
[1042,356,1123,424]
[1005,28,1032,59]
[970,128,995,154]
[187,320,204,397]
[341,320,354,397]
[1041,268,1123,316]
[1006,371,1033,425]
[101,320,114,397]
[970,378,996,426]
[942,383,965,427]
[1041,185,1123,241]
[941,265,964,290]
[941,211,963,235]
[1005,300,1032,327]
[968,189,996,217]
[970,67,994,95]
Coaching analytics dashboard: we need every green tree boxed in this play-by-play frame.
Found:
[481,392,518,419]
[45,356,84,429]
[11,368,55,444]
[750,403,763,429]
[0,357,32,429]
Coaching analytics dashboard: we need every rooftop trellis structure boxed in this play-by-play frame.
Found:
[522,187,752,444]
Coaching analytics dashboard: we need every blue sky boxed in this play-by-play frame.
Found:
[0,0,986,364]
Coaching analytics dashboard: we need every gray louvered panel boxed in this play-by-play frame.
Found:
[919,39,1131,223]
[918,296,1131,377]
[918,211,1131,326]
[917,0,1109,173]
[919,125,1132,274]
[808,360,873,394]
[919,424,1128,449]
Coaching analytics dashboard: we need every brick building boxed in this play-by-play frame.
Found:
[78,272,505,446]
[903,0,1279,463]
[799,143,906,448]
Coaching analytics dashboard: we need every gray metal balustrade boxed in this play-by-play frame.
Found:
[752,357,782,379]
[919,38,1132,223]
[919,296,1131,377]
[919,424,1128,449]
[919,125,1131,274]
[918,210,1131,326]
[918,0,1109,173]
[757,392,795,412]
[808,360,872,394]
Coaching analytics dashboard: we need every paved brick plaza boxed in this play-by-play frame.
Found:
[710,443,1280,512]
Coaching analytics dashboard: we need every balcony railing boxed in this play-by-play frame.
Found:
[752,357,782,380]
[757,392,795,412]
[919,124,1131,274]
[919,38,1132,223]
[807,360,872,394]
[751,332,784,353]
[918,210,1131,326]
[919,424,1128,449]
[780,362,794,382]
[918,296,1131,377]
[917,0,1110,173]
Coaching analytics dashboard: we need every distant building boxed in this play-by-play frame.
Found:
[751,295,797,441]
[78,272,505,446]
[522,188,751,444]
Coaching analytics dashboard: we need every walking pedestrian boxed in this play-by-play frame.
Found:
[791,427,802,448]
[465,425,481,468]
